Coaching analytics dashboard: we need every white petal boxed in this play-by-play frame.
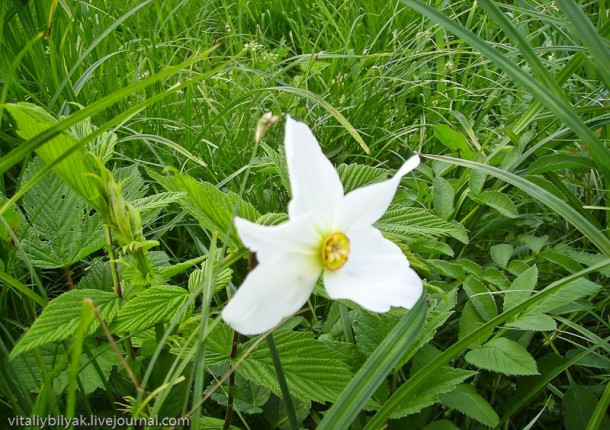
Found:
[222,253,321,335]
[235,215,320,264]
[324,227,423,311]
[334,154,420,230]
[285,116,343,225]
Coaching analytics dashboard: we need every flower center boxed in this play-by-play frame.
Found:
[321,232,350,271]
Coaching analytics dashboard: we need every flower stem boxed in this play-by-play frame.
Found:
[266,334,298,430]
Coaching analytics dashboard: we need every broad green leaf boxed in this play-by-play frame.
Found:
[238,330,354,404]
[439,384,500,427]
[113,285,192,333]
[504,265,538,312]
[10,289,120,358]
[376,204,468,244]
[427,259,466,280]
[19,158,105,269]
[77,260,114,292]
[338,163,389,193]
[465,337,538,375]
[367,260,610,427]
[482,267,510,290]
[156,171,260,246]
[519,235,548,254]
[433,125,475,160]
[469,169,486,196]
[0,194,20,242]
[391,366,477,418]
[433,176,455,220]
[507,314,557,332]
[411,240,454,257]
[211,373,271,415]
[491,244,513,270]
[472,191,518,218]
[3,103,99,206]
[526,278,602,315]
[463,277,497,321]
[459,302,493,349]
[157,255,206,282]
[563,383,599,430]
[187,264,233,294]
[528,154,595,175]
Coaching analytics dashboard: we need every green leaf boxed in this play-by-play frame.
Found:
[77,260,114,292]
[528,154,596,175]
[507,314,556,332]
[433,125,475,160]
[0,194,21,242]
[317,298,427,429]
[157,255,206,282]
[439,384,499,427]
[3,103,100,206]
[519,235,548,254]
[376,205,468,244]
[504,265,538,312]
[433,176,455,220]
[338,163,389,193]
[238,330,354,404]
[469,169,486,196]
[163,172,260,246]
[563,383,599,430]
[427,259,466,280]
[10,289,120,358]
[464,337,538,375]
[472,191,518,218]
[423,147,610,258]
[526,278,602,315]
[490,244,513,269]
[113,285,192,333]
[459,302,493,349]
[463,277,497,321]
[19,158,105,268]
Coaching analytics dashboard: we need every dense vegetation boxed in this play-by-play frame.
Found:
[0,0,608,428]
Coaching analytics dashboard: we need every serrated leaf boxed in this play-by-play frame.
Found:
[490,243,513,269]
[482,267,510,290]
[563,383,599,430]
[19,158,105,268]
[526,278,602,315]
[188,265,233,293]
[376,204,468,244]
[473,191,518,218]
[261,143,291,196]
[392,366,477,417]
[433,125,475,159]
[132,191,185,212]
[458,301,493,348]
[77,260,114,292]
[4,103,100,207]
[469,169,486,196]
[519,235,548,254]
[53,345,119,395]
[411,240,454,257]
[463,277,497,321]
[433,176,455,220]
[439,384,500,427]
[504,265,537,312]
[11,289,120,358]
[427,259,466,280]
[114,165,147,202]
[337,164,389,193]
[113,285,192,333]
[158,255,206,282]
[465,337,538,375]
[0,194,21,242]
[237,331,353,403]
[256,212,288,226]
[157,171,260,246]
[507,314,556,331]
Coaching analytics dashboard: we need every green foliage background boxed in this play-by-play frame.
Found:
[0,0,608,429]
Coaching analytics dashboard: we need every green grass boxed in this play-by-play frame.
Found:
[0,0,608,429]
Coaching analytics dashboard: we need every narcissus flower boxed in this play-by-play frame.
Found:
[222,116,423,335]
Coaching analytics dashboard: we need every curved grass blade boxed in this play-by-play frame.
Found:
[365,259,610,429]
[318,297,427,430]
[556,0,610,90]
[421,154,610,257]
[398,0,610,179]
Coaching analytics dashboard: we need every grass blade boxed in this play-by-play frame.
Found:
[399,0,610,179]
[318,297,427,430]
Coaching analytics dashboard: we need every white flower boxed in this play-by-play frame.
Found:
[222,116,423,335]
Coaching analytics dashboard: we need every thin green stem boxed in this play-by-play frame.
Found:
[266,334,298,430]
